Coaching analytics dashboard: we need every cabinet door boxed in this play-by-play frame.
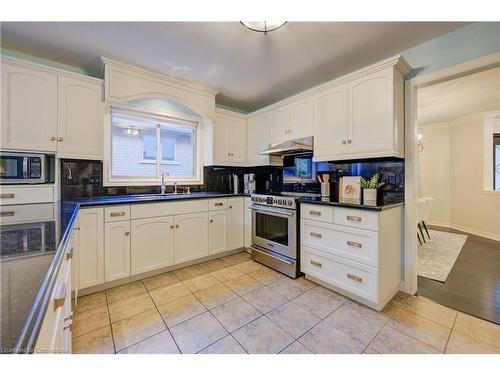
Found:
[244,197,252,248]
[174,212,209,264]
[247,112,273,165]
[1,62,58,152]
[57,76,104,159]
[78,208,104,289]
[70,218,79,295]
[313,84,348,160]
[229,117,247,162]
[209,210,228,255]
[348,68,394,155]
[271,106,292,144]
[228,198,244,250]
[290,96,313,139]
[131,216,174,275]
[104,221,131,282]
[213,113,230,163]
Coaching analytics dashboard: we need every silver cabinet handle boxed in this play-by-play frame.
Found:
[310,260,322,267]
[0,193,15,198]
[347,273,362,282]
[347,240,362,248]
[0,211,15,217]
[309,210,321,216]
[310,232,322,238]
[66,246,74,260]
[53,283,67,310]
[110,211,126,217]
[214,202,223,207]
[347,215,362,222]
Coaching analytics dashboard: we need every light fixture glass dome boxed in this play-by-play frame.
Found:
[240,21,287,35]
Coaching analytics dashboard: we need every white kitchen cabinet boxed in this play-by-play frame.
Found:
[174,212,209,263]
[313,59,408,162]
[78,208,104,289]
[228,197,244,250]
[244,197,252,248]
[313,83,348,160]
[57,76,104,159]
[212,110,247,165]
[209,210,228,255]
[104,221,131,282]
[247,112,281,166]
[131,216,174,275]
[271,96,313,144]
[70,217,79,301]
[1,61,58,152]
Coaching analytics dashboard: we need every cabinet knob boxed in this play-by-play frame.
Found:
[347,139,352,144]
[50,136,56,141]
[227,153,230,156]
[125,231,130,236]
[58,136,64,142]
[342,140,347,145]
[175,224,179,228]
[210,219,213,223]
[229,206,232,209]
[170,225,174,229]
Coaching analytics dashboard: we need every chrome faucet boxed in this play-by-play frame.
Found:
[173,182,178,194]
[161,172,169,195]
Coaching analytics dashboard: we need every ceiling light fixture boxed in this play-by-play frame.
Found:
[240,21,287,35]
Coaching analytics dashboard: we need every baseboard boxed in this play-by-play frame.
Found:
[427,221,500,242]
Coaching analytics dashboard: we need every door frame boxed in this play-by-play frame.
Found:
[402,51,500,295]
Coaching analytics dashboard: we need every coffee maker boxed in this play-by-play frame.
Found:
[243,173,255,194]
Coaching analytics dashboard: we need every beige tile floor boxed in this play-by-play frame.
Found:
[72,251,500,354]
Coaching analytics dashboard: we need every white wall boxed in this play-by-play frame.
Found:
[419,114,500,241]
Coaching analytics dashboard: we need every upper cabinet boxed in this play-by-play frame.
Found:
[1,62,58,152]
[270,96,313,144]
[57,76,104,159]
[313,57,410,161]
[1,57,104,159]
[209,109,247,166]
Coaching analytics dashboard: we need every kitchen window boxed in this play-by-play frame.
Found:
[106,107,201,185]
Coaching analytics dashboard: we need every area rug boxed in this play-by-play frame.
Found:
[417,230,468,282]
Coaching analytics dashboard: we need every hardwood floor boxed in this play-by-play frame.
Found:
[418,226,500,325]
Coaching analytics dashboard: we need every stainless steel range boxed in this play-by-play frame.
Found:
[249,193,300,278]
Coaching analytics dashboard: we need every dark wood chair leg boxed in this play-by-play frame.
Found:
[417,231,422,245]
[422,221,431,239]
[418,222,426,243]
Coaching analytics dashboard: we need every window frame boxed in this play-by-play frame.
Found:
[103,101,204,186]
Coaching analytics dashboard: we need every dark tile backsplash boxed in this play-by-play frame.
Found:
[60,157,404,203]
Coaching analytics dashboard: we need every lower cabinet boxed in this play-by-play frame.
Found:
[131,216,175,275]
[78,207,104,289]
[228,198,244,250]
[244,197,252,248]
[104,220,131,282]
[174,212,209,263]
[209,210,228,255]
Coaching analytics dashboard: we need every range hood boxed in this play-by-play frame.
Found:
[259,136,313,157]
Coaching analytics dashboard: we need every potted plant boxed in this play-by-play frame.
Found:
[360,174,384,202]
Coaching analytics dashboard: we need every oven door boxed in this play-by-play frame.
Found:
[251,204,296,259]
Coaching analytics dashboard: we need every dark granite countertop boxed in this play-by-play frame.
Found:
[299,196,404,211]
[0,201,79,353]
[76,192,249,207]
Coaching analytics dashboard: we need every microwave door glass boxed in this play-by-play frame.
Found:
[0,158,22,179]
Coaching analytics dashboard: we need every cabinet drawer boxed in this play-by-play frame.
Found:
[131,199,209,220]
[0,203,54,223]
[104,205,130,222]
[301,219,379,267]
[301,246,378,303]
[300,204,334,223]
[0,185,53,206]
[209,198,228,211]
[333,207,379,231]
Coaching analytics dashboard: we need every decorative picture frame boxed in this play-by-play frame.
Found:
[339,176,361,200]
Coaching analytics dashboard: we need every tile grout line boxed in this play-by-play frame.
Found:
[443,312,459,354]
[104,289,118,354]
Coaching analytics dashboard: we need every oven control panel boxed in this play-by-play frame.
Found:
[250,194,296,209]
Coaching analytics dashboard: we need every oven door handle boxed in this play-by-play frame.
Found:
[249,204,295,217]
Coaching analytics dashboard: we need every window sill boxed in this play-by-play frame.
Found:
[482,190,500,195]
[139,160,180,166]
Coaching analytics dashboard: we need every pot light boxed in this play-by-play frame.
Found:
[240,21,287,35]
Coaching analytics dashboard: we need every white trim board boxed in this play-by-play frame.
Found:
[427,221,500,243]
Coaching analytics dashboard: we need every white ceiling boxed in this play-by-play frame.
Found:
[1,22,467,112]
[418,67,500,126]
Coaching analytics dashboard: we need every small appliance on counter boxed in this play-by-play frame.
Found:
[243,173,255,194]
[232,174,240,194]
